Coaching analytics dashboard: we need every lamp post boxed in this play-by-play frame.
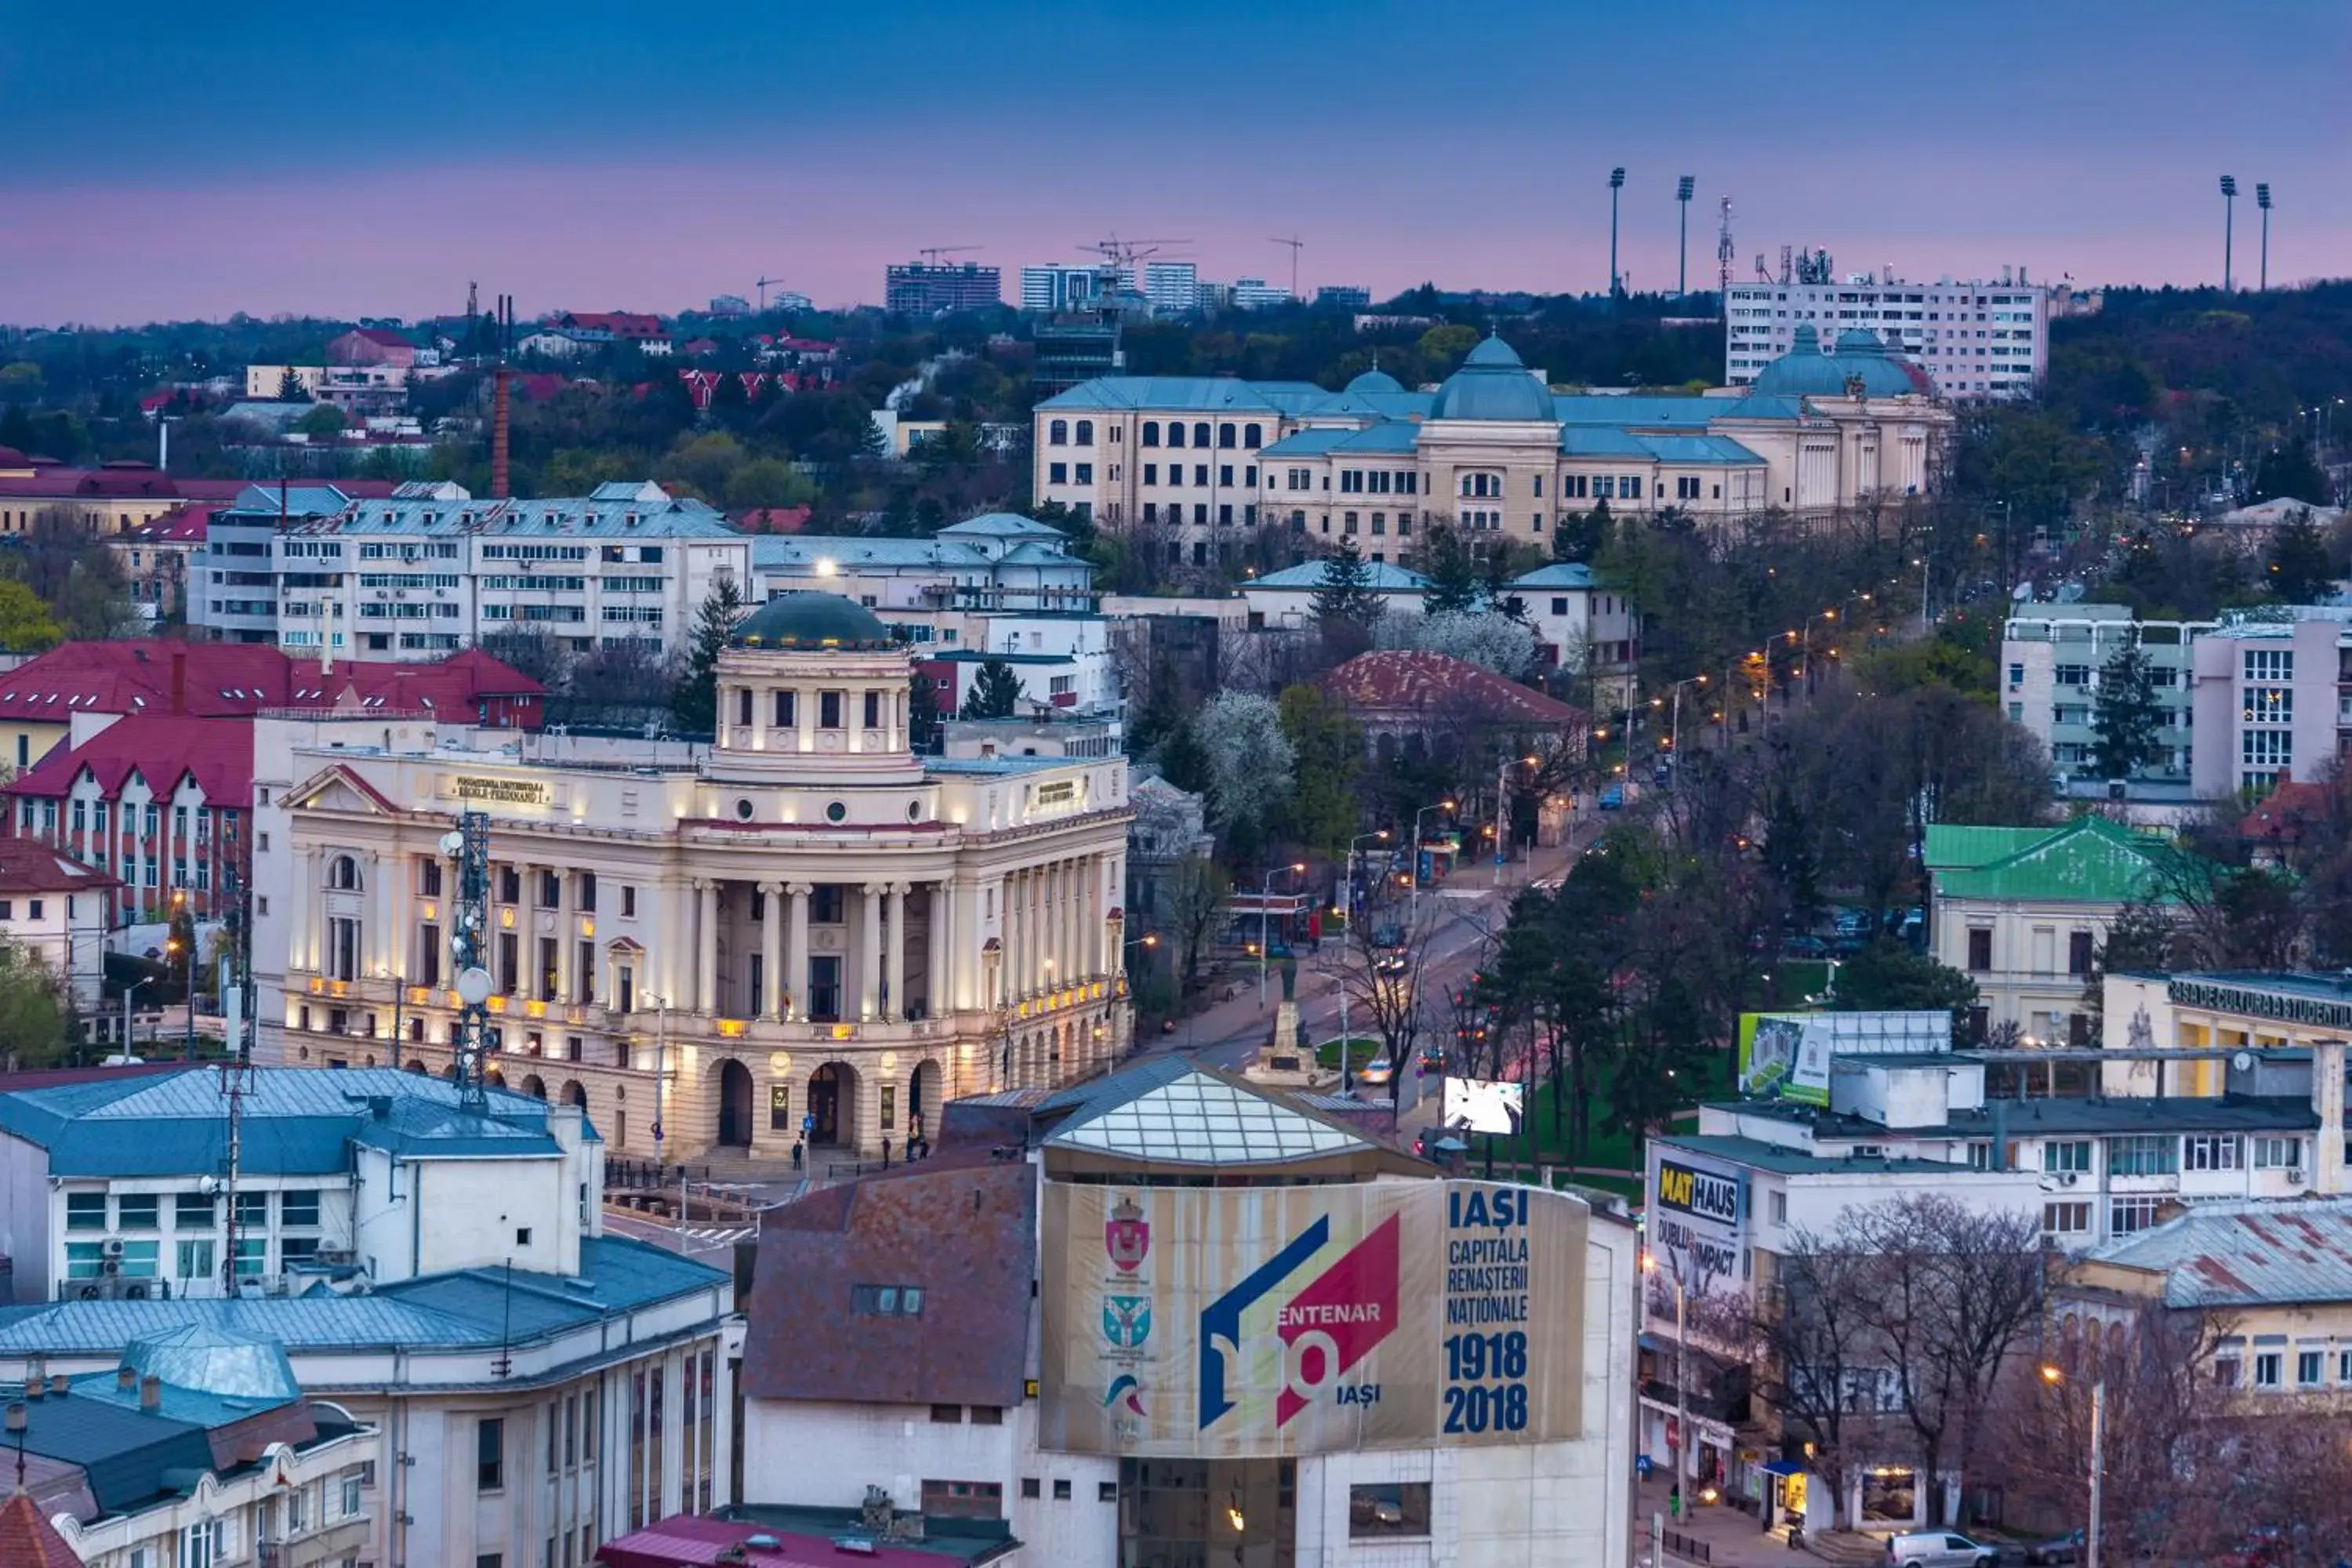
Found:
[1642,1248,1690,1495]
[1607,169,1627,304]
[2220,175,2238,292]
[1410,801,1455,924]
[1675,176,1694,298]
[2040,1363,2103,1568]
[1338,832,1388,1091]
[2256,183,2272,292]
[122,978,156,1059]
[1258,863,1305,1006]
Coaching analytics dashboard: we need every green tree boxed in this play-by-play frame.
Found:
[723,457,816,513]
[274,368,310,402]
[1421,526,1481,615]
[1310,538,1384,655]
[2265,506,2334,602]
[56,558,138,641]
[0,579,63,652]
[1275,683,1362,855]
[0,936,73,1068]
[2253,440,2331,507]
[909,668,942,750]
[2090,641,2166,780]
[959,659,1023,719]
[668,574,745,733]
[1831,939,1979,1021]
[294,403,347,440]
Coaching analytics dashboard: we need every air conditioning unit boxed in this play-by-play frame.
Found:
[122,1281,153,1301]
[2060,1171,2079,1187]
[100,1238,126,1258]
[2288,1167,2308,1185]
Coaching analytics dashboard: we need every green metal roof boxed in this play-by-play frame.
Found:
[1428,336,1554,423]
[1926,815,2178,904]
[731,590,894,650]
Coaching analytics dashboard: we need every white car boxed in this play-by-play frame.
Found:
[1356,1058,1395,1087]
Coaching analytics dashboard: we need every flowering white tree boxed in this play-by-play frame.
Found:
[1372,609,1539,677]
[1194,690,1295,829]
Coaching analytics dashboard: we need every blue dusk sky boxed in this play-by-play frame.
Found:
[2,0,2346,325]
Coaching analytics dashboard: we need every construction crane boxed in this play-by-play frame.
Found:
[1083,235,1191,269]
[917,245,982,265]
[1270,235,1305,299]
[755,275,791,311]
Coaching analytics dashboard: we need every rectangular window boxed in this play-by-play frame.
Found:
[478,1417,506,1492]
[1349,1482,1432,1539]
[920,1480,1004,1520]
[880,1085,896,1131]
[2184,1135,2241,1171]
[2253,1135,2303,1170]
[176,1191,216,1227]
[2255,1350,2284,1388]
[65,1241,105,1279]
[2108,1134,2178,1177]
[2244,648,2292,683]
[176,1239,216,1279]
[117,1192,159,1230]
[2068,931,2095,975]
[2043,1140,2093,1174]
[66,1192,105,1231]
[2111,1195,2164,1234]
[819,691,843,729]
[2042,1201,2091,1240]
[281,1189,321,1227]
[1966,928,1992,971]
[342,1471,364,1518]
[2299,1349,2326,1386]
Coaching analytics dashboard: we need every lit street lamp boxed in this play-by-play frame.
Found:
[2256,182,2272,292]
[1675,176,1695,297]
[2220,174,2238,292]
[1608,168,1626,303]
[2040,1362,2104,1568]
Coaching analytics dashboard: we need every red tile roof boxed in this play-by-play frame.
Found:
[345,327,413,348]
[0,641,543,728]
[558,310,666,339]
[0,839,122,894]
[0,470,400,505]
[2240,768,2333,844]
[121,502,219,544]
[0,1490,82,1567]
[1321,649,1587,728]
[8,713,257,804]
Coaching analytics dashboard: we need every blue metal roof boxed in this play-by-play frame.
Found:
[1640,434,1764,465]
[1556,426,1651,458]
[938,512,1067,539]
[1246,561,1432,592]
[0,1236,727,1357]
[1550,395,1728,428]
[1510,564,1599,590]
[303,490,737,541]
[0,1068,569,1178]
[1256,427,1355,457]
[1036,377,1323,413]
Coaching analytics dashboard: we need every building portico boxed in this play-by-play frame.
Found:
[259,592,1134,1160]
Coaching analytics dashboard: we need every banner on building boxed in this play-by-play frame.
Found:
[1443,1077,1526,1136]
[1038,1180,1588,1457]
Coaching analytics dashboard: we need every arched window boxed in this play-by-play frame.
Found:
[1074,419,1094,445]
[1167,423,1185,448]
[1191,422,1210,448]
[1243,423,1262,447]
[1217,422,1236,448]
[1047,419,1068,446]
[329,855,361,891]
[1142,421,1160,446]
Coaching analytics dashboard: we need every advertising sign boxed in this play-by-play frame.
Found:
[1443,1077,1526,1136]
[1039,1181,1588,1457]
[1648,1149,1747,1297]
[1737,1012,1831,1105]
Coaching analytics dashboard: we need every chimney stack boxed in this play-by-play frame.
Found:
[47,1374,67,1399]
[140,1375,162,1413]
[492,368,514,500]
[117,1365,137,1392]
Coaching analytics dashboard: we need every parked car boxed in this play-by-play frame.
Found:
[1780,935,1830,960]
[2024,1529,2083,1565]
[1885,1533,1998,1568]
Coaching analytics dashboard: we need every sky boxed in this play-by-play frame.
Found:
[4,0,2348,326]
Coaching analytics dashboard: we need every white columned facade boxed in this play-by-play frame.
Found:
[859,883,884,1021]
[884,884,907,1021]
[786,884,810,1020]
[695,880,719,1014]
[759,881,783,1021]
[555,868,575,1001]
[927,880,950,1018]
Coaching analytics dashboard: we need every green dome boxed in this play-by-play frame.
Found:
[731,591,894,650]
[1428,335,1553,423]
[1748,324,1932,399]
[1345,367,1404,395]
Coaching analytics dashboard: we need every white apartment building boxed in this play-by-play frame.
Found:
[195,479,750,663]
[2002,604,2208,782]
[1142,260,1200,314]
[1724,266,2049,401]
[2189,608,2352,798]
[252,592,1134,1164]
[1020,265,1110,314]
[0,1065,737,1568]
[748,512,1092,614]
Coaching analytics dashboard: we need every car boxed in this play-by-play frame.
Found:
[1780,935,1830,960]
[1356,1058,1395,1087]
[1884,1532,1997,1568]
[2024,1529,2084,1565]
[1373,949,1410,976]
[1370,924,1404,949]
[1598,784,1625,810]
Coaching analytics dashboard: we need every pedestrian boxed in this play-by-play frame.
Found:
[1668,1483,1680,1521]
[881,1136,892,1167]
[789,1140,803,1172]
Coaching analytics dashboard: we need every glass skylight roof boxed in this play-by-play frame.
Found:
[1046,1072,1368,1164]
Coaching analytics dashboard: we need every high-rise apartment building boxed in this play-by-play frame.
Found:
[1021,264,1105,314]
[883,262,1002,315]
[1725,266,2049,401]
[1142,260,1199,314]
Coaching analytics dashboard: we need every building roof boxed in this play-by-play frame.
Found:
[2239,768,2332,845]
[122,1325,300,1402]
[1244,560,1432,593]
[1654,1131,1976,1177]
[0,1490,80,1567]
[598,1511,1015,1567]
[0,1235,724,1358]
[0,641,540,728]
[743,1159,1033,1409]
[2082,1197,2352,1308]
[1034,377,1327,414]
[297,486,737,542]
[1320,650,1586,728]
[1428,335,1555,423]
[1748,323,1935,399]
[5,713,256,808]
[0,840,120,897]
[1510,563,1599,590]
[1924,815,2176,904]
[120,500,220,544]
[336,326,415,350]
[1042,1065,1376,1165]
[937,511,1067,540]
[731,591,895,650]
[1345,367,1406,395]
[0,1067,572,1178]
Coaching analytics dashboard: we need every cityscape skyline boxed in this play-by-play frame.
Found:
[5,0,2347,326]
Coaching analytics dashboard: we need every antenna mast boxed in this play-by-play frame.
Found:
[1715,197,1735,319]
[217,895,254,1294]
[445,811,495,1115]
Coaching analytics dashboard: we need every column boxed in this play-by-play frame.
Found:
[695,880,719,1015]
[786,884,811,1021]
[555,868,575,1002]
[750,684,768,752]
[858,883,884,1021]
[759,881,783,1021]
[371,851,394,978]
[927,880,951,1019]
[885,884,908,1021]
[290,847,314,975]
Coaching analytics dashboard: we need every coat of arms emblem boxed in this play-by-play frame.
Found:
[1106,1194,1150,1272]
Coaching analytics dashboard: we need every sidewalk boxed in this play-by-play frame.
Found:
[1635,1476,1817,1567]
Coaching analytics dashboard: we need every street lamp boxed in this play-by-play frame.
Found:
[2040,1363,2104,1568]
[1258,863,1305,1006]
[1410,802,1456,923]
[1608,168,1626,303]
[2256,182,2272,292]
[122,978,156,1060]
[1675,176,1695,298]
[2220,174,2238,292]
[1641,1248,1691,1497]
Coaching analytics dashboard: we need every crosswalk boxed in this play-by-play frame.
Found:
[678,1225,755,1248]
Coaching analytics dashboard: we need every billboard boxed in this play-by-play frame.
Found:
[1649,1150,1747,1297]
[1039,1181,1588,1457]
[1443,1077,1526,1136]
[1737,1011,1830,1105]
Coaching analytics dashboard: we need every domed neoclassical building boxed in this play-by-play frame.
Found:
[1035,330,1954,568]
[260,590,1134,1160]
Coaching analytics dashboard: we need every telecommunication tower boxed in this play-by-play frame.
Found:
[442,810,496,1114]
[1715,196,1734,315]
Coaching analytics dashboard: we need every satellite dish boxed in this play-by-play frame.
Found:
[439,829,466,858]
[2231,1050,2254,1073]
[456,967,495,1007]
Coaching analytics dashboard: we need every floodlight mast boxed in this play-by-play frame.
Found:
[446,811,495,1115]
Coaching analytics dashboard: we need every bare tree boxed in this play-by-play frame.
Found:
[1163,855,1231,1000]
[1329,880,1441,1088]
[1747,1232,1887,1533]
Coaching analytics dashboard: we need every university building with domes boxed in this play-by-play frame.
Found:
[253,590,1134,1161]
[1034,328,1954,568]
